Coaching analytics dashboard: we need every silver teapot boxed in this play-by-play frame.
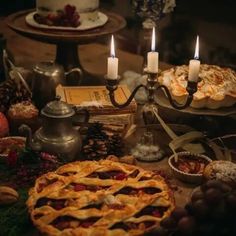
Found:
[32,61,82,109]
[20,96,89,161]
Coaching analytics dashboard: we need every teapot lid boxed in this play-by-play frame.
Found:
[41,96,75,118]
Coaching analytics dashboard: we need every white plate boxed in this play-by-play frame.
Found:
[25,11,108,31]
[155,90,236,117]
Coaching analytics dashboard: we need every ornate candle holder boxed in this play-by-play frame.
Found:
[105,70,198,161]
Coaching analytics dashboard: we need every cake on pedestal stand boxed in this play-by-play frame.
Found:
[6,9,126,86]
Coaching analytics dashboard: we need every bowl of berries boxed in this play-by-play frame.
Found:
[168,152,212,184]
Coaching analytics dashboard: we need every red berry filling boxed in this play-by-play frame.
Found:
[52,216,100,230]
[34,4,80,27]
[35,198,66,210]
[115,187,161,196]
[74,184,87,191]
[135,206,168,218]
[72,184,109,192]
[87,171,127,180]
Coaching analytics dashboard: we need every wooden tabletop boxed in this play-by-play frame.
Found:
[1,16,171,76]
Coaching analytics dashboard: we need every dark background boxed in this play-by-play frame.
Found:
[0,0,235,68]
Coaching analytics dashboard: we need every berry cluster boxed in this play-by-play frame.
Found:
[35,4,80,27]
[147,180,236,236]
[6,150,62,188]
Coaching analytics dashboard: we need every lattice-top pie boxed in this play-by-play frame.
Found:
[158,64,236,109]
[27,158,174,236]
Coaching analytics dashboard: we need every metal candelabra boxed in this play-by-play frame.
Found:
[105,70,198,162]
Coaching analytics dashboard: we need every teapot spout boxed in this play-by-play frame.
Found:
[18,124,41,151]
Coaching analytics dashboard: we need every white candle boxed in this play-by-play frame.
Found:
[188,36,200,82]
[107,35,118,79]
[147,27,159,73]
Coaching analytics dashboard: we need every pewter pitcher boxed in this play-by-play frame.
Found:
[32,61,82,109]
[19,96,89,161]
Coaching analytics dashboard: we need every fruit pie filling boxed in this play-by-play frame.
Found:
[35,198,125,211]
[36,198,67,210]
[44,206,167,231]
[110,206,168,231]
[87,169,140,180]
[51,216,100,230]
[69,183,110,192]
[115,186,161,196]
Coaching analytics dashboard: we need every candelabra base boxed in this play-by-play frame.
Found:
[131,130,165,162]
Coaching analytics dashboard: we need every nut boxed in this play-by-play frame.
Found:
[0,186,19,205]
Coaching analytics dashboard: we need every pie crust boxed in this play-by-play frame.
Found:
[27,158,174,235]
[158,64,236,109]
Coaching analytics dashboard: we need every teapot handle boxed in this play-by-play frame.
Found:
[18,124,42,151]
[65,68,83,85]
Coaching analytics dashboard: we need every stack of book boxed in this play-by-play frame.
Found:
[56,85,137,136]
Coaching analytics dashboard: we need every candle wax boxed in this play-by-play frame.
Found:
[107,56,118,79]
[147,51,159,73]
[188,59,200,82]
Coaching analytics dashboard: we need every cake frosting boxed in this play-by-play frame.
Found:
[35,0,99,27]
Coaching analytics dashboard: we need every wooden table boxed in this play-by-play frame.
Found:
[0,15,235,235]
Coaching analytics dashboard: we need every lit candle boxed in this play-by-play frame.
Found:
[147,27,159,73]
[107,35,118,79]
[188,36,200,82]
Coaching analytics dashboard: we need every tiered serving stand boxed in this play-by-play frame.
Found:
[6,9,126,85]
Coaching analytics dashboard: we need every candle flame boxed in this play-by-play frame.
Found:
[194,35,199,59]
[111,35,115,57]
[151,27,156,52]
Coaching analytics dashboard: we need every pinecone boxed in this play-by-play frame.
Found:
[82,139,108,160]
[108,134,124,157]
[0,77,31,113]
[86,123,108,140]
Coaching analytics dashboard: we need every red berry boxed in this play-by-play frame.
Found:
[81,221,94,228]
[152,210,161,217]
[65,4,76,18]
[7,150,18,167]
[114,173,127,180]
[74,184,87,191]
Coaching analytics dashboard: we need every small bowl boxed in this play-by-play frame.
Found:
[0,136,26,158]
[168,151,212,184]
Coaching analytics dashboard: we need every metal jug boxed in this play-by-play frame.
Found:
[32,61,82,109]
[19,96,89,161]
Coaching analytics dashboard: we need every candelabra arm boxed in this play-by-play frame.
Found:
[155,81,198,110]
[107,82,146,108]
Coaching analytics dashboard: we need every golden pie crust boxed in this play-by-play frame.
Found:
[158,64,236,109]
[27,158,174,236]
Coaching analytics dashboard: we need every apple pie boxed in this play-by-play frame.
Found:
[158,64,236,109]
[27,158,174,236]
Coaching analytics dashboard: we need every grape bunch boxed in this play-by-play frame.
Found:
[147,180,236,236]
